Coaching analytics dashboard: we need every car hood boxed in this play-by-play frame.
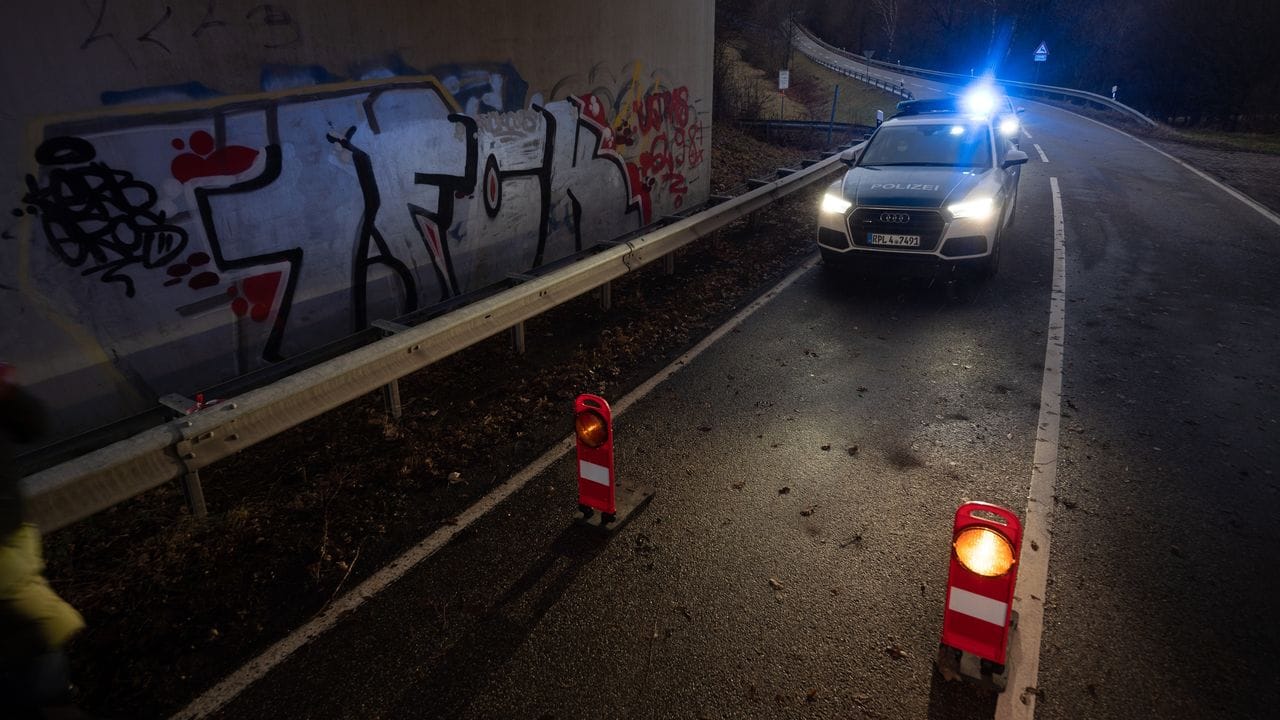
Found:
[841,166,990,209]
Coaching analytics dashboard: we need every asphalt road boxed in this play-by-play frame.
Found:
[186,57,1280,720]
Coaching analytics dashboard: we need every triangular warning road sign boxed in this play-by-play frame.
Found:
[1034,41,1049,55]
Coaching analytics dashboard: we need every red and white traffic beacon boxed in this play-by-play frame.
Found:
[575,394,616,524]
[573,394,653,531]
[937,501,1023,691]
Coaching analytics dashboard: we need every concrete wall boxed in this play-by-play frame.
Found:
[0,0,713,442]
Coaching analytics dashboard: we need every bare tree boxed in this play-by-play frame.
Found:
[870,0,900,57]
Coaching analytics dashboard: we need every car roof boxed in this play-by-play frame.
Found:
[892,95,1011,123]
[880,112,991,127]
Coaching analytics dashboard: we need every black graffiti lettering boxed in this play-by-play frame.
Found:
[21,137,189,299]
[246,4,301,49]
[79,0,114,49]
[326,125,418,333]
[136,5,173,53]
[192,0,227,37]
[193,143,302,363]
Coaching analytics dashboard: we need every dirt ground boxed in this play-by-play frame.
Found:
[42,122,839,719]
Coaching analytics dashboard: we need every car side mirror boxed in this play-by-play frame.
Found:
[840,146,861,166]
[1002,149,1029,168]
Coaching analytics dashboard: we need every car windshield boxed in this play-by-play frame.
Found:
[861,122,992,168]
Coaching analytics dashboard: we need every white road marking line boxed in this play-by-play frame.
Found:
[1021,127,1034,140]
[996,177,1066,720]
[170,255,822,720]
[1038,103,1280,228]
[1034,144,1049,163]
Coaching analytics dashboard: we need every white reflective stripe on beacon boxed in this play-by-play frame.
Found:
[579,459,610,486]
[948,587,1008,626]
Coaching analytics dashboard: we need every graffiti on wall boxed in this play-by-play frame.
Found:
[11,62,705,427]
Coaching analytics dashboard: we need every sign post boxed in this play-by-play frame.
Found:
[778,69,790,119]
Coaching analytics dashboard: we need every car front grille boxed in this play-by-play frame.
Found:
[847,208,945,252]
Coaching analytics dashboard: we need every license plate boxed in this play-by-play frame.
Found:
[868,232,921,247]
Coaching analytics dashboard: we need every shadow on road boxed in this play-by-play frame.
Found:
[385,523,612,716]
[926,663,999,719]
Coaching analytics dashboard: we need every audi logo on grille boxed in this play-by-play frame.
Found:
[879,212,911,224]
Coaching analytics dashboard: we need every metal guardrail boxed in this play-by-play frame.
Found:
[805,55,914,101]
[20,148,856,532]
[795,25,1158,128]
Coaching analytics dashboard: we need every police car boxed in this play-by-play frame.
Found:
[817,92,1028,279]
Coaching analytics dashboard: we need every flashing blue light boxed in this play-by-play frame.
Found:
[962,87,997,116]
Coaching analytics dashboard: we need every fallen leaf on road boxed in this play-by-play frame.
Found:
[732,481,745,490]
[857,386,869,392]
[848,445,860,456]
[884,645,909,659]
[778,486,791,495]
[852,693,871,705]
[821,444,831,451]
[806,688,818,702]
[800,505,818,517]
[1030,540,1040,551]
[698,425,712,432]
[447,471,463,484]
[839,534,862,548]
[769,577,784,590]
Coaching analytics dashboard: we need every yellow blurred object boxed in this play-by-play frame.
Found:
[575,410,608,448]
[953,526,1015,577]
[0,524,85,659]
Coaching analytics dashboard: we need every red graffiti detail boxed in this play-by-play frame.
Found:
[631,87,691,135]
[164,252,220,291]
[170,130,260,183]
[227,270,282,322]
[188,271,219,290]
[625,163,652,224]
[416,216,445,264]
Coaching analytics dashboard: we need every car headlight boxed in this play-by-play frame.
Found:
[821,193,852,215]
[947,196,995,220]
[999,117,1020,136]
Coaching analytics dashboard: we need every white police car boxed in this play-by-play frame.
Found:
[817,95,1028,279]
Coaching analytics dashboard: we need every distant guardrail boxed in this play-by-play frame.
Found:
[795,25,1158,128]
[805,55,914,101]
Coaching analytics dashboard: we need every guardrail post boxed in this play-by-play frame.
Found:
[510,321,527,355]
[371,319,411,418]
[664,253,676,275]
[181,471,207,518]
[382,378,403,418]
[599,281,612,311]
